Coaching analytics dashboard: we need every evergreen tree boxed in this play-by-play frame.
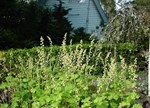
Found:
[0,0,20,48]
[0,0,72,49]
[51,0,73,45]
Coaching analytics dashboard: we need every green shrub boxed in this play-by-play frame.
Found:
[0,37,142,107]
[3,41,145,76]
[71,27,91,44]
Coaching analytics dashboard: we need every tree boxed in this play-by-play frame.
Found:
[0,0,40,48]
[50,0,73,45]
[0,0,72,49]
[100,3,149,64]
[133,0,150,12]
[99,0,116,18]
[102,7,148,44]
[133,0,150,25]
[100,0,150,45]
[0,0,20,48]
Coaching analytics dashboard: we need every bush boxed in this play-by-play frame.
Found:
[0,38,142,107]
[70,27,91,44]
[3,41,145,75]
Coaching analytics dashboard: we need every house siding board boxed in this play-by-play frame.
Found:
[67,3,88,30]
[46,0,89,30]
[93,0,108,23]
[88,0,102,33]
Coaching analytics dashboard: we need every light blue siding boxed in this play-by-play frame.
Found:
[87,0,102,33]
[67,1,89,32]
[45,0,106,34]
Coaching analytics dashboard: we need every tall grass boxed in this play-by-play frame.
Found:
[0,37,142,108]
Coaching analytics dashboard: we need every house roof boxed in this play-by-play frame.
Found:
[93,0,108,23]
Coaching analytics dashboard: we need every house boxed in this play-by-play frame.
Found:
[38,0,108,36]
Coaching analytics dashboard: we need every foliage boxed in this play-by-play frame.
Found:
[50,0,73,45]
[99,5,149,72]
[71,27,91,44]
[0,0,44,48]
[0,0,72,49]
[0,37,142,107]
[102,6,149,44]
[3,41,145,76]
[99,0,116,18]
[133,0,150,13]
[3,42,144,75]
[100,0,150,48]
[133,0,150,26]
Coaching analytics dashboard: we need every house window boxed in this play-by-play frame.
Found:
[69,0,85,3]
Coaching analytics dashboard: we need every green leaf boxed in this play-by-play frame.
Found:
[110,102,118,108]
[28,79,36,86]
[13,91,22,98]
[50,57,56,62]
[31,88,36,93]
[65,84,75,93]
[108,92,118,101]
[32,102,40,108]
[126,92,139,103]
[45,96,51,103]
[35,87,43,97]
[38,97,46,106]
[1,104,8,108]
[132,104,143,108]
[81,97,91,108]
[23,78,29,83]
[0,83,9,89]
[11,101,18,108]
[102,101,109,108]
[94,96,105,106]
[6,76,14,82]
[22,102,28,108]
[120,101,130,107]
[67,98,78,107]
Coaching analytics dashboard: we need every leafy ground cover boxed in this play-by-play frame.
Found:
[0,37,143,107]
